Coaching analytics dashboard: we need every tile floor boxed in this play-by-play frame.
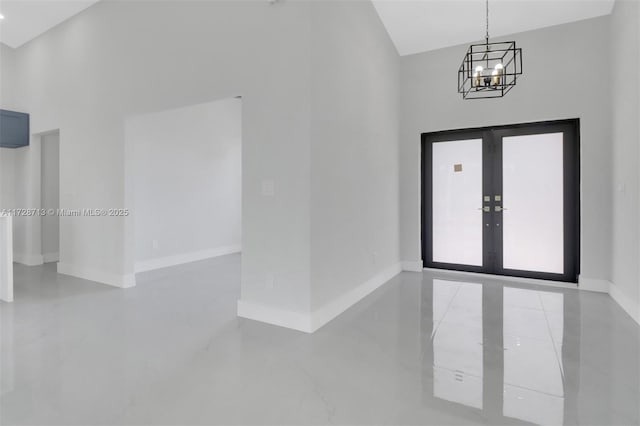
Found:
[1,254,639,425]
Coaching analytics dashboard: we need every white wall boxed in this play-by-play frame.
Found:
[1,42,43,266]
[5,0,401,331]
[1,42,22,248]
[127,98,241,272]
[9,1,313,315]
[9,144,42,265]
[41,132,60,262]
[4,0,402,331]
[399,16,613,283]
[0,43,19,215]
[0,43,20,111]
[6,0,635,330]
[0,149,15,210]
[610,0,640,319]
[309,1,400,316]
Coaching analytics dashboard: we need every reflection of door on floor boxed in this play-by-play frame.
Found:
[426,279,569,425]
[41,132,60,263]
[422,119,580,283]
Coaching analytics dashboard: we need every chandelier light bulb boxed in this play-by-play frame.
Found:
[492,63,503,86]
[473,71,482,88]
[492,69,500,86]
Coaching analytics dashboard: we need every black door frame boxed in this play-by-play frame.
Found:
[421,119,580,283]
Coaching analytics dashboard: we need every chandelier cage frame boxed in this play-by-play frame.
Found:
[457,0,523,99]
[458,41,523,99]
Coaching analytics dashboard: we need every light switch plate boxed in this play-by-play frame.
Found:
[261,180,275,196]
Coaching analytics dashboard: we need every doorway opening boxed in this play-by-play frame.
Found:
[125,97,242,276]
[421,119,580,283]
[40,131,60,264]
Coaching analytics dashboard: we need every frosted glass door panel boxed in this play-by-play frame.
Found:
[502,133,564,274]
[432,139,483,266]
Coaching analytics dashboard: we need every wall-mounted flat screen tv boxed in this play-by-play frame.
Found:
[0,109,30,149]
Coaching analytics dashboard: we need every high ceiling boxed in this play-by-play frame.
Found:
[372,0,616,56]
[0,0,617,52]
[0,0,101,48]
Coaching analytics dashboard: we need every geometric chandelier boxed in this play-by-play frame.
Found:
[458,0,523,99]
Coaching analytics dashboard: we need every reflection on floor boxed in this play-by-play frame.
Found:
[1,256,639,425]
[431,281,567,425]
[432,281,483,410]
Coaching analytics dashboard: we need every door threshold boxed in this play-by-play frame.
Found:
[422,267,578,290]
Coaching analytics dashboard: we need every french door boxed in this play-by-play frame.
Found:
[422,119,580,283]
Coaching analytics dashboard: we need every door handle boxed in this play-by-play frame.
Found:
[478,206,490,212]
[495,206,508,212]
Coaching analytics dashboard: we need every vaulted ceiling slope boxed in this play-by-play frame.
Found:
[372,0,615,56]
[0,0,101,48]
[0,0,616,53]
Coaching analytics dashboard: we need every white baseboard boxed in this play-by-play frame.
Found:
[135,245,241,273]
[13,252,43,266]
[237,262,402,333]
[578,276,610,293]
[237,300,312,333]
[401,260,423,272]
[42,252,59,263]
[309,262,402,332]
[578,276,639,325]
[57,262,136,289]
[609,282,640,325]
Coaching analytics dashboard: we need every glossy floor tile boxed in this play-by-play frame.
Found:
[1,255,639,425]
